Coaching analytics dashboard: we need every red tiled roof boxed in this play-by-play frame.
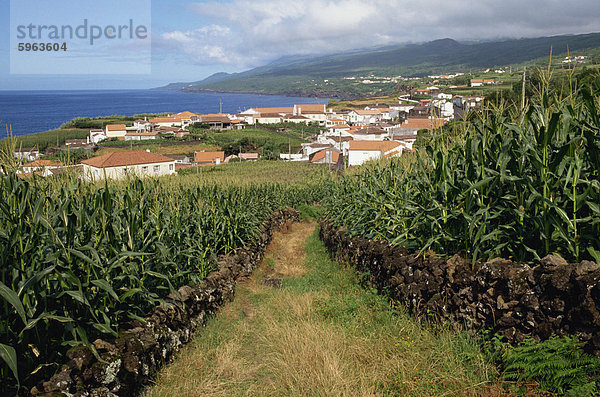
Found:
[295,104,326,113]
[23,160,62,167]
[311,149,340,163]
[252,107,293,114]
[194,151,225,163]
[400,118,446,130]
[349,140,403,152]
[106,124,126,131]
[81,151,173,168]
[354,127,387,135]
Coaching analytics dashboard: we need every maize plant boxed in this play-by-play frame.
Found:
[324,85,600,265]
[0,173,323,394]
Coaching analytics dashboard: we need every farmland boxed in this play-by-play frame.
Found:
[324,70,600,264]
[2,67,600,395]
[0,163,327,394]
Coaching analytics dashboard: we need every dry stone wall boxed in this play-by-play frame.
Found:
[319,219,600,355]
[31,209,299,397]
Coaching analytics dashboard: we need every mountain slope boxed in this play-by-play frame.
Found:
[159,32,600,97]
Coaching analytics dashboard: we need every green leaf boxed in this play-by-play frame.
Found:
[0,343,19,385]
[20,314,73,335]
[91,279,120,302]
[0,281,27,325]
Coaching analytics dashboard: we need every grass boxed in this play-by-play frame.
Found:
[146,222,494,396]
[202,128,308,158]
[328,95,402,111]
[175,161,329,187]
[94,142,218,157]
[8,128,89,150]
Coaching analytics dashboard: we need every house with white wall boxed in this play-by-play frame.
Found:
[194,151,225,166]
[348,140,405,166]
[81,150,176,180]
[90,129,106,144]
[20,160,63,176]
[352,126,389,141]
[124,131,159,141]
[105,124,127,140]
[14,147,40,162]
[347,109,383,125]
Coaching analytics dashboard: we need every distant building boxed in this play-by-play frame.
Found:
[13,147,40,162]
[352,126,388,141]
[398,118,446,135]
[124,131,160,141]
[105,124,127,140]
[194,151,225,166]
[347,109,383,125]
[470,79,495,87]
[21,160,63,175]
[348,140,405,166]
[90,129,106,144]
[310,148,341,165]
[81,150,176,180]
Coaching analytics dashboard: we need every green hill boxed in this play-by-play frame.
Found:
[159,32,600,98]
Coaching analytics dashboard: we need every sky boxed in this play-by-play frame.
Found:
[1,0,600,90]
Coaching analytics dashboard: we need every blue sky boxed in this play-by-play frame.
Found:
[1,0,600,90]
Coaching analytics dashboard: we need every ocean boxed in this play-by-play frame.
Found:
[0,90,330,137]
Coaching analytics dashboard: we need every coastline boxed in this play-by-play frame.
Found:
[158,87,357,101]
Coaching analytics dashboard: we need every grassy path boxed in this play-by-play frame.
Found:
[146,221,496,396]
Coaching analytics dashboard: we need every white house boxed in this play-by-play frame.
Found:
[239,107,294,116]
[255,113,283,124]
[352,126,389,141]
[20,160,63,176]
[310,148,340,165]
[89,129,106,144]
[347,109,383,125]
[13,147,40,162]
[81,150,176,180]
[105,124,127,140]
[283,115,311,124]
[325,118,345,127]
[397,118,447,135]
[294,104,327,124]
[124,131,159,141]
[435,93,453,100]
[348,140,405,166]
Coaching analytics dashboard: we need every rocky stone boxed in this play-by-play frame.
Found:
[319,218,600,356]
[32,209,299,397]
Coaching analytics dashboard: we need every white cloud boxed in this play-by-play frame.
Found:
[159,0,600,68]
[158,24,237,64]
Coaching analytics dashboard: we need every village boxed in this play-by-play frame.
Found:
[12,85,487,180]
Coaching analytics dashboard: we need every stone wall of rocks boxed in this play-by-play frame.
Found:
[319,219,600,355]
[31,209,299,397]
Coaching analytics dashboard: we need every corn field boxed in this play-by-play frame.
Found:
[0,172,325,393]
[324,86,600,265]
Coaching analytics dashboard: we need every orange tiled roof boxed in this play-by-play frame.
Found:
[175,111,199,119]
[354,127,387,135]
[23,160,62,167]
[149,117,178,123]
[194,151,225,163]
[252,107,294,114]
[349,140,403,152]
[311,149,340,163]
[330,124,350,129]
[81,151,173,168]
[295,104,326,113]
[352,109,382,115]
[106,124,126,131]
[400,118,446,130]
